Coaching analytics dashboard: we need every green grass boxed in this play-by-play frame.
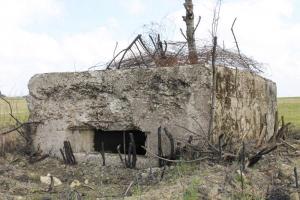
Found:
[183,178,202,200]
[278,97,300,129]
[0,97,29,128]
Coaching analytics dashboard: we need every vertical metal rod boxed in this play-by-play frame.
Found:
[123,131,127,167]
[157,126,163,167]
[129,132,137,168]
[240,165,244,192]
[241,141,245,171]
[294,167,299,188]
[101,141,105,166]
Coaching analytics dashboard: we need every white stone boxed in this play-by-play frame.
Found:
[40,174,62,186]
[70,180,81,188]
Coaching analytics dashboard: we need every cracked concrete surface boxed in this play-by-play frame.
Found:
[27,64,277,166]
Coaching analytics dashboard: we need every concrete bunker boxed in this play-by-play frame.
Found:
[27,64,277,167]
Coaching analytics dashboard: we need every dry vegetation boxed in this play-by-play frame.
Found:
[0,136,299,199]
[0,96,299,199]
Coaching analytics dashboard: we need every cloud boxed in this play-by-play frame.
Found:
[120,0,145,15]
[0,0,298,97]
[166,0,300,97]
[0,0,121,96]
[0,0,63,28]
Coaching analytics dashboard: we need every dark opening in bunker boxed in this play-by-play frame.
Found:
[94,130,147,155]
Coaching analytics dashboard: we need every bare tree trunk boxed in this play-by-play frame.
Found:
[183,0,198,64]
[208,36,218,142]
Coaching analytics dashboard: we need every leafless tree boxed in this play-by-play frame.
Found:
[208,0,222,142]
[182,0,200,64]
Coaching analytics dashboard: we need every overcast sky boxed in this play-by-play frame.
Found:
[0,0,299,97]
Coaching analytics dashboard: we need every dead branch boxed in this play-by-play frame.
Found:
[0,96,13,116]
[100,141,105,166]
[104,33,263,73]
[231,17,241,57]
[157,126,164,167]
[138,37,154,58]
[149,34,157,50]
[47,175,54,192]
[0,122,40,136]
[280,139,297,151]
[160,165,167,181]
[180,28,187,40]
[207,36,218,142]
[240,164,244,191]
[274,111,279,136]
[193,16,201,36]
[164,127,175,160]
[112,42,119,67]
[107,35,142,69]
[117,144,126,168]
[0,96,33,143]
[0,123,25,135]
[129,48,141,68]
[128,132,137,168]
[28,154,49,164]
[191,117,206,135]
[294,167,299,188]
[123,131,127,166]
[134,43,149,67]
[241,142,246,171]
[124,181,135,196]
[60,141,77,165]
[174,124,220,154]
[218,134,224,159]
[247,145,277,167]
[270,122,291,142]
[256,124,267,147]
[106,49,126,69]
[117,35,142,69]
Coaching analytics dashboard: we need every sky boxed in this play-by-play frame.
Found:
[0,0,299,97]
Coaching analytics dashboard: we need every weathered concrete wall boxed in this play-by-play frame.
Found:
[214,67,277,144]
[27,64,276,165]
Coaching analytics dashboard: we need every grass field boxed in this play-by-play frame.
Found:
[278,97,300,129]
[0,97,29,128]
[0,97,299,129]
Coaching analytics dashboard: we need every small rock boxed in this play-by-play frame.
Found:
[290,192,300,200]
[84,179,89,184]
[274,178,281,185]
[70,180,81,188]
[279,163,293,181]
[40,174,62,186]
[141,173,148,180]
[236,169,245,177]
[18,161,26,167]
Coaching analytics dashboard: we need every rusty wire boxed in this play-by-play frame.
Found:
[103,34,263,74]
